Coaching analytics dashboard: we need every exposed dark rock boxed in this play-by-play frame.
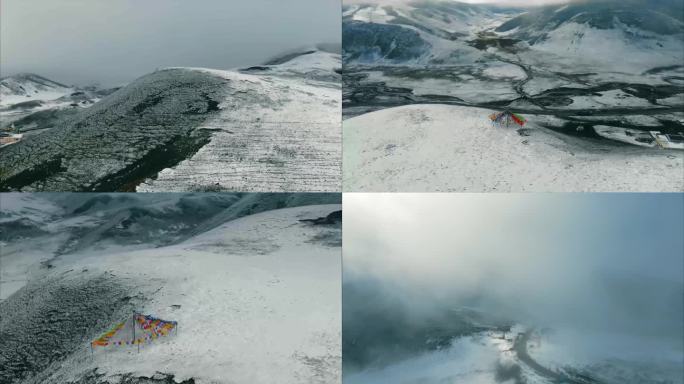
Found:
[299,210,342,225]
[0,69,228,191]
[0,274,135,384]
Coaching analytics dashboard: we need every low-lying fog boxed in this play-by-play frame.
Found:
[343,193,683,382]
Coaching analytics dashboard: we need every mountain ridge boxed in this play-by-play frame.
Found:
[0,51,342,192]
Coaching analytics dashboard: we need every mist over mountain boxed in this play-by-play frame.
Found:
[1,0,341,87]
[343,194,683,383]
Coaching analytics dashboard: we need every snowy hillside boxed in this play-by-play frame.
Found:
[343,104,683,192]
[346,325,683,384]
[0,194,341,384]
[342,1,514,66]
[343,0,683,191]
[497,0,684,40]
[0,73,113,134]
[498,0,684,72]
[0,192,339,300]
[343,0,684,71]
[0,74,73,106]
[0,50,341,192]
[343,0,684,112]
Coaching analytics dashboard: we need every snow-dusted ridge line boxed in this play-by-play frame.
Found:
[0,51,341,192]
[0,73,73,105]
[137,52,341,192]
[0,193,341,303]
[1,204,342,384]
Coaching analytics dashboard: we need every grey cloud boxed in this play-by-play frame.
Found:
[1,0,340,86]
[343,193,684,371]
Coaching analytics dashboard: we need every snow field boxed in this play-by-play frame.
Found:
[33,205,342,384]
[343,104,683,192]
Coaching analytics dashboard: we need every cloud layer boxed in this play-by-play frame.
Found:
[344,193,683,342]
[1,0,340,86]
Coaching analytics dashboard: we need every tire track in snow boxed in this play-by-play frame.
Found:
[513,330,602,384]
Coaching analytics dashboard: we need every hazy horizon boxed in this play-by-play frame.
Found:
[1,0,340,87]
[344,193,684,370]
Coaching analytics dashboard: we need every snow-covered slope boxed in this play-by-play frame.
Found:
[0,192,340,300]
[343,104,683,192]
[345,331,520,384]
[343,0,684,71]
[0,74,73,106]
[0,197,341,384]
[247,49,342,82]
[498,0,684,40]
[342,0,684,181]
[0,51,341,192]
[137,51,341,192]
[497,0,684,72]
[526,327,684,384]
[342,0,516,66]
[347,324,683,384]
[0,74,113,134]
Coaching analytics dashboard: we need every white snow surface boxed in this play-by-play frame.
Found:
[569,89,657,109]
[346,332,515,384]
[352,5,395,24]
[0,75,73,106]
[533,22,684,73]
[343,104,684,192]
[0,194,65,299]
[29,205,342,384]
[658,93,684,107]
[344,3,684,83]
[0,193,61,224]
[482,63,526,80]
[346,327,553,384]
[527,328,684,384]
[594,126,656,148]
[137,51,341,192]
[346,2,509,38]
[266,51,341,78]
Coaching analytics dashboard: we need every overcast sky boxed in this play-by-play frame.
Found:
[1,0,340,87]
[344,193,683,340]
[344,0,570,5]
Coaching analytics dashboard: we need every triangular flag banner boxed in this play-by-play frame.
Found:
[489,111,526,127]
[91,313,177,349]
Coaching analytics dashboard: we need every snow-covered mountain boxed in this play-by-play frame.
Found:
[0,50,341,192]
[343,0,684,71]
[343,104,683,192]
[498,0,684,71]
[342,0,684,189]
[0,74,114,133]
[0,193,340,281]
[0,193,341,384]
[0,74,73,105]
[498,0,684,41]
[343,0,515,65]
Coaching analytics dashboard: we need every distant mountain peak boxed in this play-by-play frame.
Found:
[1,73,70,89]
[263,49,319,66]
[0,73,74,107]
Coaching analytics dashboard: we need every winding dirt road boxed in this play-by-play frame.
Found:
[513,330,601,384]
